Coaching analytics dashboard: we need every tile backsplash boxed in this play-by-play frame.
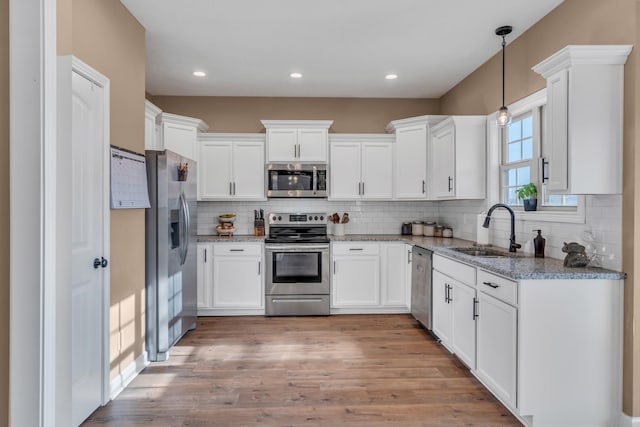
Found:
[199,194,622,271]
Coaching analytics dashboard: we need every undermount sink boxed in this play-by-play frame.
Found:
[450,247,513,257]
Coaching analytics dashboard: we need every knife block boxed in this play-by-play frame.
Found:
[254,219,265,236]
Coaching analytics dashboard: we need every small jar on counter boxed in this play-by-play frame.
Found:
[434,225,444,237]
[423,222,436,237]
[443,227,453,238]
[411,221,424,236]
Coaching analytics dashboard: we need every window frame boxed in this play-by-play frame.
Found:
[487,89,586,224]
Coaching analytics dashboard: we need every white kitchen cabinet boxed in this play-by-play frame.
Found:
[197,134,265,201]
[432,269,453,347]
[329,135,393,200]
[196,243,213,309]
[476,290,517,409]
[450,280,477,368]
[532,45,632,194]
[386,115,446,200]
[380,243,411,308]
[332,243,380,308]
[144,100,162,151]
[261,120,333,163]
[198,242,264,315]
[429,116,486,200]
[156,112,208,161]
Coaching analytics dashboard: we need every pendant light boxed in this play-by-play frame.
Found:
[495,25,513,127]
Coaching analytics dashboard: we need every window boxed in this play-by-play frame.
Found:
[500,106,577,209]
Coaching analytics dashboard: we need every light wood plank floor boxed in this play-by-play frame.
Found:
[83,314,522,426]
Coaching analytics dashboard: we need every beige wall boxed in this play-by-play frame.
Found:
[150,96,440,133]
[0,0,8,424]
[440,0,639,415]
[71,0,147,382]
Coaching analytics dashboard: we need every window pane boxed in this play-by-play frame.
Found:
[508,168,516,185]
[516,167,530,185]
[508,142,521,162]
[508,121,521,142]
[522,138,533,159]
[507,187,518,205]
[522,116,533,138]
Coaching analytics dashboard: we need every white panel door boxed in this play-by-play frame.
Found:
[232,142,265,199]
[196,244,212,309]
[163,122,196,160]
[332,256,380,307]
[297,128,327,162]
[545,69,569,192]
[451,281,477,368]
[361,143,393,199]
[267,128,297,162]
[330,142,361,199]
[212,256,263,308]
[71,70,105,426]
[432,270,452,347]
[198,141,232,200]
[395,124,428,199]
[431,124,456,199]
[381,243,409,307]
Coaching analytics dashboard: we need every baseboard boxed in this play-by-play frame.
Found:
[621,412,640,427]
[109,351,149,400]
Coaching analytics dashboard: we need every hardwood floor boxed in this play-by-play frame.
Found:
[83,315,522,426]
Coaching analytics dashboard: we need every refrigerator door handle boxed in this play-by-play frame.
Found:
[179,192,189,266]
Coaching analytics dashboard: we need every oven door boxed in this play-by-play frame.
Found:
[265,244,330,295]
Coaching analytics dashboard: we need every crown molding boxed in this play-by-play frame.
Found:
[385,115,447,133]
[260,119,334,129]
[199,132,266,142]
[532,45,633,78]
[158,112,209,132]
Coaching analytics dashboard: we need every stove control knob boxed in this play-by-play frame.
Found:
[308,216,312,221]
[278,216,282,221]
[314,216,318,220]
[320,215,324,221]
[271,215,276,221]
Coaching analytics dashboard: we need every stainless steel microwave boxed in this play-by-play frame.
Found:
[266,164,327,198]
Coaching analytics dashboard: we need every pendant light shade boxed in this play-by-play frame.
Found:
[495,25,512,128]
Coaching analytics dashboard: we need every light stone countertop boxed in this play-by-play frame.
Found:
[198,233,625,280]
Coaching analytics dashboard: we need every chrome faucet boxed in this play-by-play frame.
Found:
[483,203,522,253]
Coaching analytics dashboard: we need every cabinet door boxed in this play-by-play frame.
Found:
[381,243,409,308]
[545,69,569,192]
[297,128,327,162]
[432,270,452,346]
[198,141,233,200]
[267,128,297,162]
[212,256,263,309]
[232,142,265,199]
[163,122,197,160]
[476,292,517,408]
[431,124,455,199]
[395,124,428,199]
[196,244,212,309]
[332,256,380,307]
[330,142,361,199]
[362,143,393,199]
[451,281,477,368]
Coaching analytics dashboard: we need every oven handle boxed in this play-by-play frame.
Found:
[265,245,329,251]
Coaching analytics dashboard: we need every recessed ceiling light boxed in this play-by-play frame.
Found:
[192,71,206,77]
[385,74,398,80]
[290,72,303,79]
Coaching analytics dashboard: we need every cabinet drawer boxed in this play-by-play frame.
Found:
[433,254,476,285]
[332,242,379,256]
[213,243,262,256]
[477,270,517,305]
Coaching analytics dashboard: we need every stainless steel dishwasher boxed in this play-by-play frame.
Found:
[410,246,433,330]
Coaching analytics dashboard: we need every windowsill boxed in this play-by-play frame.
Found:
[490,203,586,224]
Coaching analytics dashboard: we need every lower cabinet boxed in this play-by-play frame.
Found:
[331,242,411,313]
[197,242,264,315]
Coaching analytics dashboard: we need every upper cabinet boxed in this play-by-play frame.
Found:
[261,120,333,163]
[430,116,486,200]
[532,45,632,194]
[197,133,265,201]
[144,100,162,151]
[329,134,393,200]
[386,115,445,200]
[144,106,210,161]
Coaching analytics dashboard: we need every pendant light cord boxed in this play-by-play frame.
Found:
[501,36,506,107]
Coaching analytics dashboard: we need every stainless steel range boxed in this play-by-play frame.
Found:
[265,212,330,316]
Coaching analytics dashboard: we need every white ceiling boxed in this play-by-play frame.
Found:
[120,0,565,98]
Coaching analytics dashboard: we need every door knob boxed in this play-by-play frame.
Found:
[93,257,108,269]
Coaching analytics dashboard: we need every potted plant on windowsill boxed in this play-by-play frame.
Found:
[516,183,538,211]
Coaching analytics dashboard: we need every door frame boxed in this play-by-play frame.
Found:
[70,55,112,410]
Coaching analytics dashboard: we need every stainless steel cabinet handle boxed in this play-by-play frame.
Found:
[297,143,301,158]
[349,248,364,251]
[229,182,233,195]
[333,260,336,274]
[482,281,499,289]
[407,249,412,264]
[448,176,453,192]
[204,248,207,263]
[230,249,245,252]
[541,158,549,183]
[258,261,261,275]
[422,180,426,194]
[473,297,479,320]
[362,182,365,195]
[233,182,236,195]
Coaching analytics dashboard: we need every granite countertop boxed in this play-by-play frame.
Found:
[198,233,625,280]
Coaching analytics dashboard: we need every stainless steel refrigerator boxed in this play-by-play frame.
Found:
[145,150,197,362]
